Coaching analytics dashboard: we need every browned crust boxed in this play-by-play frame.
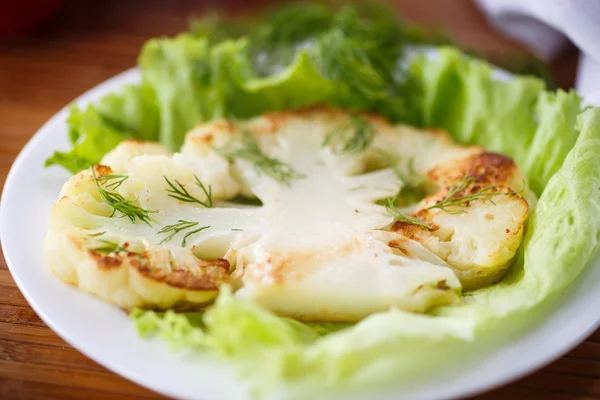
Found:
[411,279,452,295]
[93,164,113,178]
[89,250,131,269]
[87,248,230,291]
[188,119,234,145]
[428,152,517,187]
[191,107,446,149]
[187,132,221,147]
[212,120,234,130]
[390,221,431,241]
[260,106,394,133]
[199,133,214,145]
[134,255,229,290]
[250,240,361,286]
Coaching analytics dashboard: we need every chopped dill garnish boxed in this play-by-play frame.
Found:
[323,115,374,155]
[394,157,426,188]
[384,198,432,229]
[157,220,210,247]
[427,175,519,215]
[372,149,428,206]
[97,174,128,190]
[372,149,425,187]
[164,175,213,208]
[220,131,304,185]
[393,157,428,206]
[92,168,157,225]
[384,174,522,225]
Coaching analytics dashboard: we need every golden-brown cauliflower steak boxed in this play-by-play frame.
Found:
[44,107,533,320]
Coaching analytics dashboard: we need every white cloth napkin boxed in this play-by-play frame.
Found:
[475,0,600,105]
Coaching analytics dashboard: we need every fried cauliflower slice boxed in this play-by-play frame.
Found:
[45,107,532,320]
[391,152,531,290]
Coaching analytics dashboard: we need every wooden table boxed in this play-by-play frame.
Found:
[0,1,595,399]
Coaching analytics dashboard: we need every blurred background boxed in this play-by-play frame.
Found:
[0,0,578,92]
[0,1,580,186]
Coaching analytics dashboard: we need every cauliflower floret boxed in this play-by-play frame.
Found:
[45,224,225,309]
[101,140,170,172]
[392,152,530,290]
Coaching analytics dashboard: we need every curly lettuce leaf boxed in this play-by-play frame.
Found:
[411,48,583,196]
[44,84,159,173]
[44,105,127,173]
[228,50,335,118]
[131,287,348,356]
[137,30,413,152]
[139,35,336,150]
[523,90,583,195]
[139,35,223,151]
[93,84,160,142]
[495,107,600,305]
[132,51,600,399]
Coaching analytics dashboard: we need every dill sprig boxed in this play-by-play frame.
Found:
[372,150,427,207]
[97,174,128,190]
[90,239,130,254]
[394,157,426,188]
[372,149,425,187]
[164,175,213,208]
[220,132,304,185]
[428,175,517,215]
[92,168,157,225]
[157,220,210,247]
[384,174,521,225]
[324,115,374,155]
[384,198,432,229]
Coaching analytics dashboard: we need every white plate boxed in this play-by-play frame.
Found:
[2,67,600,400]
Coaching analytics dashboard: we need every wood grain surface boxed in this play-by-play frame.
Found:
[0,1,591,399]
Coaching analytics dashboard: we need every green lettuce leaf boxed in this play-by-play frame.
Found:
[411,47,583,196]
[523,90,584,195]
[227,50,335,118]
[45,84,160,173]
[45,105,128,173]
[132,50,600,399]
[139,35,222,151]
[93,84,160,142]
[136,27,414,152]
[131,287,348,356]
[139,35,336,151]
